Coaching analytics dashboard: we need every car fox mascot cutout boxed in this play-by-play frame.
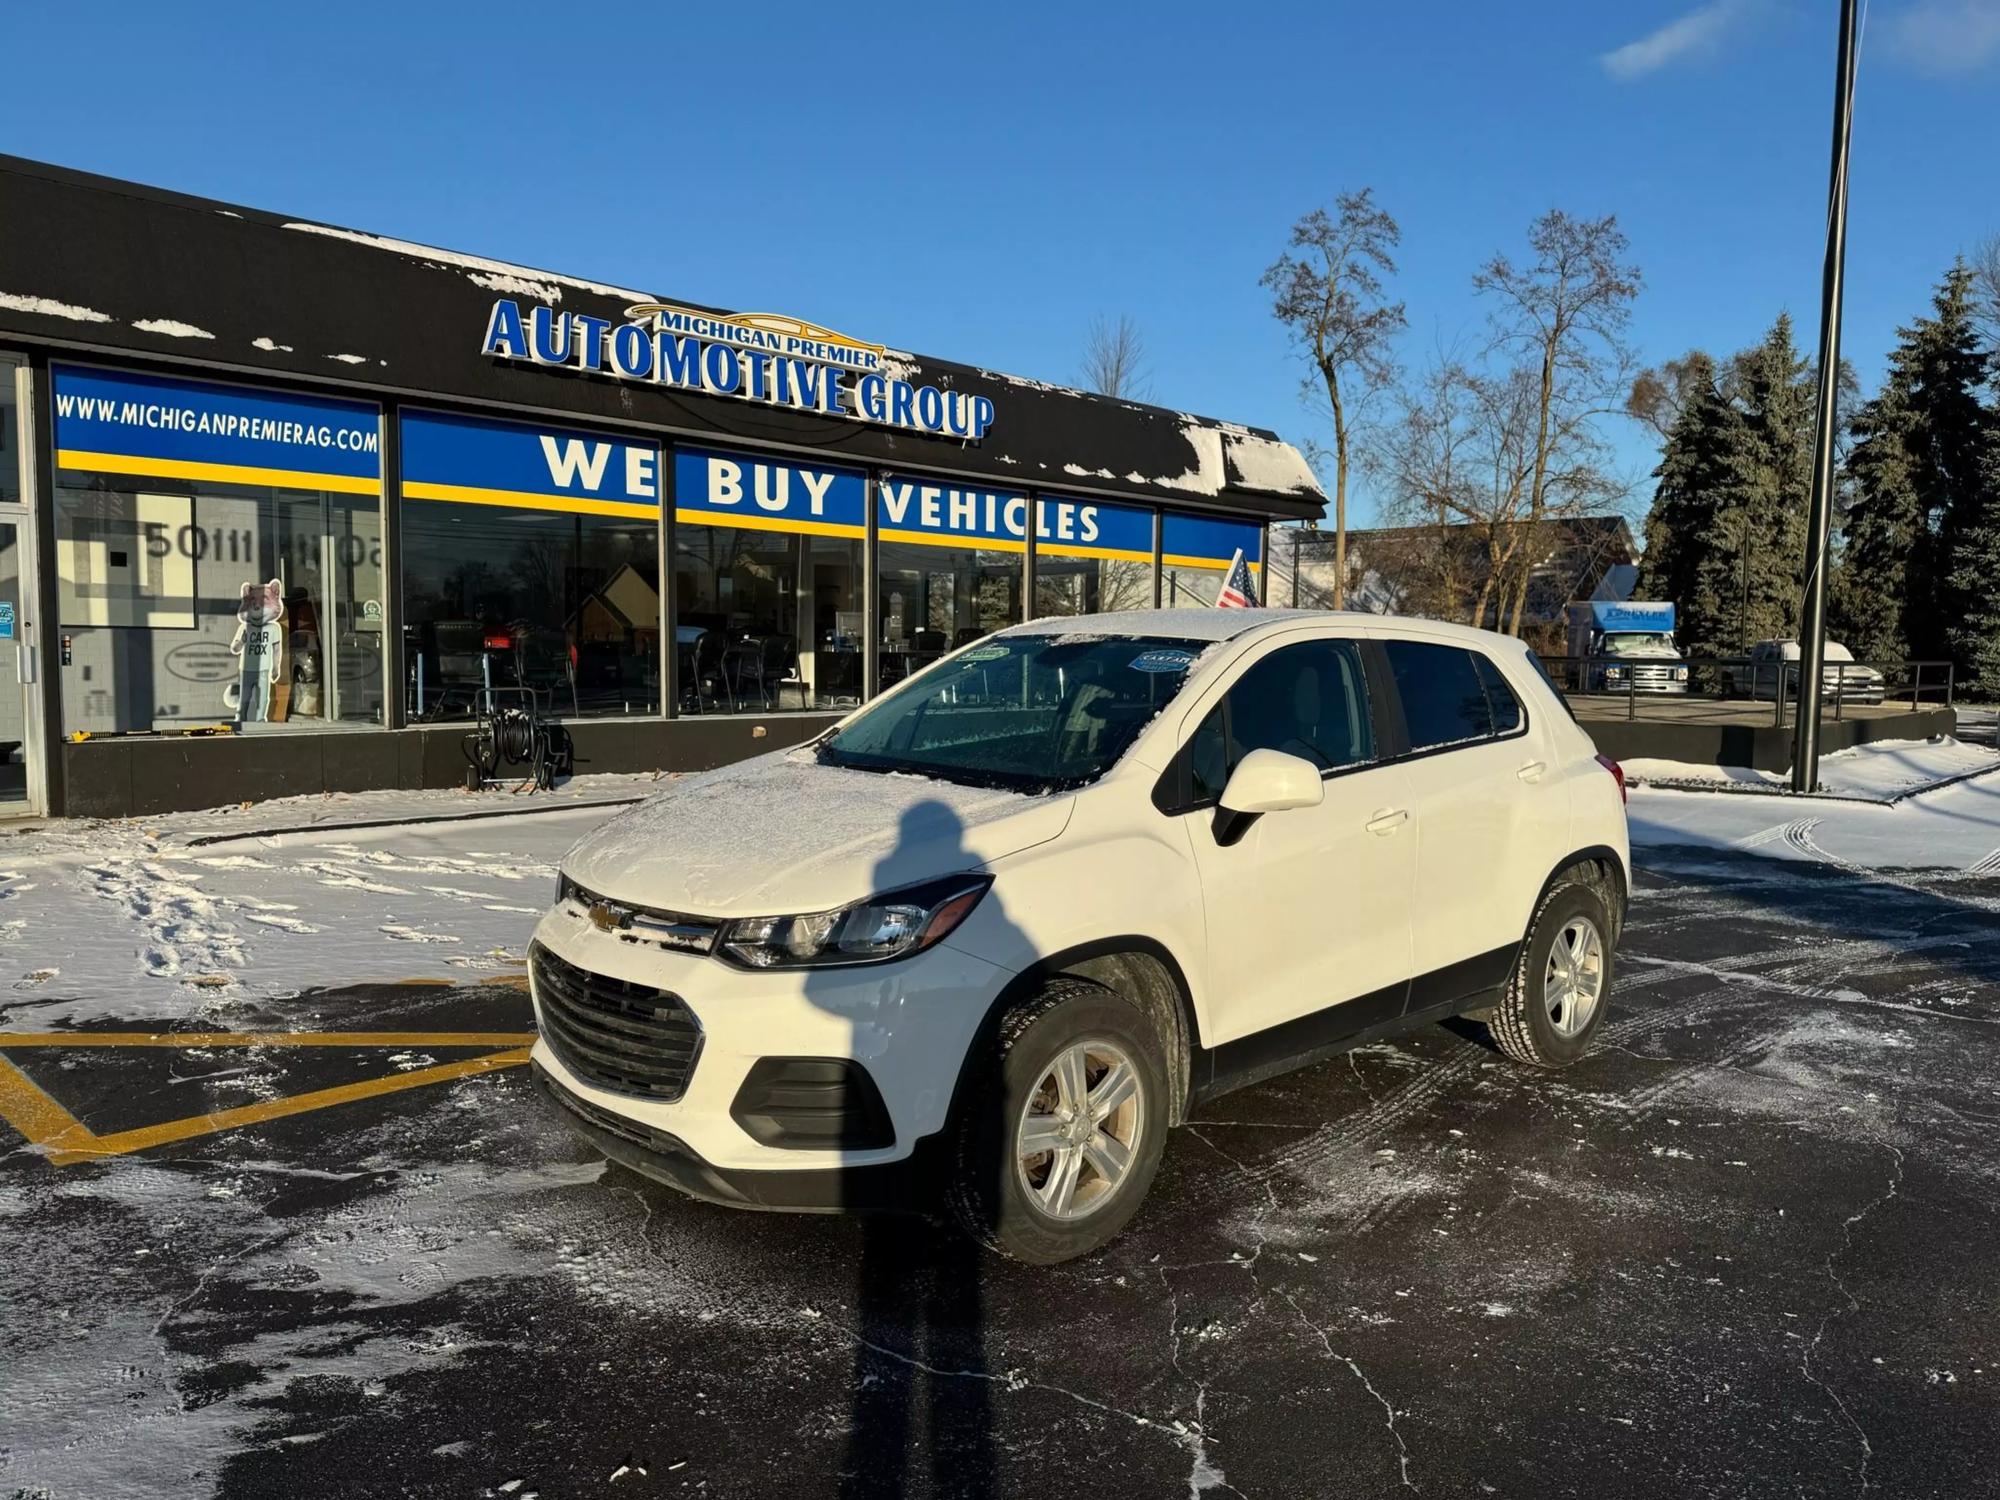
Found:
[226,578,285,726]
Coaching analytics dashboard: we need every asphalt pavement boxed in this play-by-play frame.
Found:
[4,843,1998,1499]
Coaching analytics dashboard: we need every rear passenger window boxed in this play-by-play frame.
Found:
[1472,653,1524,733]
[1187,639,1374,803]
[1383,640,1495,750]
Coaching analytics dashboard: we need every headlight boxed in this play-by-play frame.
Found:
[719,875,993,969]
[1672,666,1688,680]
[1604,665,1627,679]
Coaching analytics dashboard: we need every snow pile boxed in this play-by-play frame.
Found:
[130,319,214,340]
[0,291,112,323]
[1226,432,1321,498]
[1625,736,2000,802]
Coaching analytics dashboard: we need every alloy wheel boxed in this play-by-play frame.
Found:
[1543,916,1606,1038]
[1014,1039,1145,1220]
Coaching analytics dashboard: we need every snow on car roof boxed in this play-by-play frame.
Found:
[1003,607,1320,643]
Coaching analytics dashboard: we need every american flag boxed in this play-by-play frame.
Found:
[1214,548,1257,608]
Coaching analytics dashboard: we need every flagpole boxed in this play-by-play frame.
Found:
[1791,0,1859,792]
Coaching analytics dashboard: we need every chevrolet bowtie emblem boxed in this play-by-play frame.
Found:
[587,901,632,933]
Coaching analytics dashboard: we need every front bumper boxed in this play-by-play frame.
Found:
[534,1060,948,1213]
[526,897,1010,1180]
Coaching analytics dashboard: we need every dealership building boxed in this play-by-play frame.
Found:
[0,155,1324,819]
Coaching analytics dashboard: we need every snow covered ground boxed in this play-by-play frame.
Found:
[3,754,1999,1497]
[0,780,664,1028]
[1625,734,2000,801]
[1629,741,2000,877]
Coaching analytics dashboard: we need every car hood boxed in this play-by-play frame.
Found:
[561,748,1075,917]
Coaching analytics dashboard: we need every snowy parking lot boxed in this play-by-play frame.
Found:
[4,745,2000,1498]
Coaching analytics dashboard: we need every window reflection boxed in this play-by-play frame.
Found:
[675,525,864,712]
[56,478,385,734]
[876,540,1022,688]
[401,502,658,720]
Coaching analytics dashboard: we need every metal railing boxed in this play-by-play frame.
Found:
[1534,654,1955,724]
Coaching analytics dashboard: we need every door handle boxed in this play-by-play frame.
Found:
[1517,760,1546,782]
[1365,808,1408,835]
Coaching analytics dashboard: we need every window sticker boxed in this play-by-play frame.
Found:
[1128,647,1198,674]
[958,644,1010,662]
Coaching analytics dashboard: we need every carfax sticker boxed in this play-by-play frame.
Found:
[958,644,1010,662]
[1128,647,1197,674]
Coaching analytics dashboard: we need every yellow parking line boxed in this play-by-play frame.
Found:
[0,1031,539,1166]
[0,1031,537,1048]
[0,1055,89,1155]
[43,1048,533,1166]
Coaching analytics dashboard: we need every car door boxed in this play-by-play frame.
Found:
[1175,634,1418,1048]
[1375,635,1561,1004]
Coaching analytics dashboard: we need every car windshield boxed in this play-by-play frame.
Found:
[1603,632,1676,654]
[817,633,1208,793]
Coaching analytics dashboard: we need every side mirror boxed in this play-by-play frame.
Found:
[1212,749,1322,846]
[1220,748,1325,815]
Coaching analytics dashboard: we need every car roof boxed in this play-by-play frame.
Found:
[1001,608,1531,650]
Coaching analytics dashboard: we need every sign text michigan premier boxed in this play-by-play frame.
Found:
[479,300,996,442]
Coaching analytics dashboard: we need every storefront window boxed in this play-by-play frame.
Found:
[49,364,385,735]
[1162,511,1264,608]
[1033,495,1155,617]
[400,410,660,720]
[673,447,866,712]
[876,475,1027,685]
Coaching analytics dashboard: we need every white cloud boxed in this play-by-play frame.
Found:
[1599,0,1752,78]
[1886,0,2000,74]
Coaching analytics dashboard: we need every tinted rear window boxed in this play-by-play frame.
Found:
[1384,640,1495,751]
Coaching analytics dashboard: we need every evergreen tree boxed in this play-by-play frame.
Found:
[1834,368,1923,661]
[1635,352,1758,656]
[1729,314,1814,644]
[1943,424,2000,695]
[1914,263,1997,673]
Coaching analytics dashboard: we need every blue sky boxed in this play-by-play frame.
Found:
[3,1,1995,521]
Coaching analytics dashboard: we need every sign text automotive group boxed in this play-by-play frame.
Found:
[480,299,997,441]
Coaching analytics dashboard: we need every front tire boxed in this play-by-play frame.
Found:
[1490,874,1615,1067]
[948,978,1168,1265]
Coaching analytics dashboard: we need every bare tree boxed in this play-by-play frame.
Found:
[1262,191,1406,607]
[1626,350,1714,438]
[1475,211,1642,634]
[1080,314,1152,400]
[1971,232,2000,349]
[1373,355,1627,632]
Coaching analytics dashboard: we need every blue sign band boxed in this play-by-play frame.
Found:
[401,408,660,516]
[1163,511,1263,570]
[52,363,381,493]
[1036,496,1153,561]
[673,446,866,536]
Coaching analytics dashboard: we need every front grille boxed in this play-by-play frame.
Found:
[532,943,703,1101]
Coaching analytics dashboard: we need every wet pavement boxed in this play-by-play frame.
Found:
[5,843,1999,1499]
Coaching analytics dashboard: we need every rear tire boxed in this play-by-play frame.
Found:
[1490,874,1615,1068]
[948,978,1168,1265]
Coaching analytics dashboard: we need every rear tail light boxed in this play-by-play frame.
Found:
[1595,753,1628,805]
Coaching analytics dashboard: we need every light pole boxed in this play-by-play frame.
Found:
[1791,0,1860,792]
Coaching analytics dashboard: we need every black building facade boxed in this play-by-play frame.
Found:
[0,155,1324,818]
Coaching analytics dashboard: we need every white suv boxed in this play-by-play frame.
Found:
[530,609,1629,1263]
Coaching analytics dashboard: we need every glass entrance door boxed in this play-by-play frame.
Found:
[0,512,36,815]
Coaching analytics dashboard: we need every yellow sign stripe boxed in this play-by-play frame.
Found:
[0,1031,538,1048]
[56,449,381,495]
[1037,543,1156,564]
[1161,553,1264,572]
[44,1049,533,1167]
[402,479,657,520]
[673,508,864,539]
[878,527,1028,555]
